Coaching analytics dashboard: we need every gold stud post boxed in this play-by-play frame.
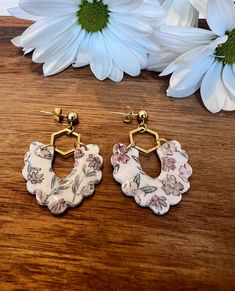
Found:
[111,106,138,123]
[40,107,64,123]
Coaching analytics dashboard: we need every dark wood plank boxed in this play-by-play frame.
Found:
[0,17,234,291]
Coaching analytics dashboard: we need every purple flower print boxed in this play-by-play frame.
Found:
[27,171,44,184]
[111,144,130,166]
[123,181,142,203]
[34,189,49,204]
[161,141,180,156]
[74,148,85,166]
[179,163,192,182]
[74,148,85,160]
[125,181,139,196]
[86,154,102,171]
[161,142,174,156]
[162,157,176,172]
[162,174,184,196]
[81,182,95,196]
[150,195,168,212]
[35,146,52,160]
[48,198,68,215]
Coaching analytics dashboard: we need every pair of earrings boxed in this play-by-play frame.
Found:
[22,107,192,216]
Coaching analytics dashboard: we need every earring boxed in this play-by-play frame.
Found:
[22,108,103,215]
[111,108,192,215]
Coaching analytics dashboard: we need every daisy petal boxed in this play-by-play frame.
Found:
[89,32,112,80]
[222,65,235,97]
[19,0,79,17]
[108,22,160,54]
[33,26,85,63]
[103,29,141,76]
[108,62,124,82]
[189,0,207,17]
[162,0,199,27]
[109,13,153,37]
[147,50,179,72]
[167,55,214,97]
[8,7,42,21]
[201,62,225,113]
[11,36,22,47]
[20,15,77,48]
[160,45,209,76]
[73,33,91,68]
[105,0,142,13]
[42,26,82,76]
[223,94,235,111]
[207,0,235,36]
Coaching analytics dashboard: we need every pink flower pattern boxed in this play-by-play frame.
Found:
[162,157,176,171]
[150,195,167,213]
[74,148,85,160]
[48,199,68,215]
[34,189,49,204]
[111,144,130,166]
[34,146,52,160]
[86,154,102,171]
[27,171,44,184]
[122,181,144,204]
[161,174,184,196]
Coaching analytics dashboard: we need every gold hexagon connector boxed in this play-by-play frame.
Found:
[50,128,80,157]
[129,127,161,154]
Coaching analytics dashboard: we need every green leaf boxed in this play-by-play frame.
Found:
[86,171,96,177]
[133,174,140,187]
[72,176,80,195]
[140,186,157,195]
[137,167,146,175]
[51,175,58,189]
[67,169,76,179]
[132,155,140,164]
[27,163,32,173]
[82,165,86,175]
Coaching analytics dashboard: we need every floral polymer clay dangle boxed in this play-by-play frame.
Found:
[22,108,103,215]
[111,108,192,215]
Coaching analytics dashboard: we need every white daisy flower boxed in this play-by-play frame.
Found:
[0,0,18,15]
[147,0,207,72]
[148,23,214,72]
[159,0,206,27]
[10,0,164,82]
[159,0,235,113]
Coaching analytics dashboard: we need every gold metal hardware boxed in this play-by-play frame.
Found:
[113,107,167,154]
[41,108,83,158]
[50,128,81,158]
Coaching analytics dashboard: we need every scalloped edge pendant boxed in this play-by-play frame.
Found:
[111,140,192,215]
[22,141,103,215]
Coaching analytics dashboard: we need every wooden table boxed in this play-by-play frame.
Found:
[0,17,234,291]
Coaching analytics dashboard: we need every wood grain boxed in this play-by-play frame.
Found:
[0,17,234,291]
